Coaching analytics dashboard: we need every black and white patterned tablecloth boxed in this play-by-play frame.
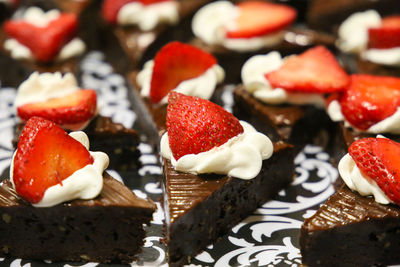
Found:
[0,52,338,267]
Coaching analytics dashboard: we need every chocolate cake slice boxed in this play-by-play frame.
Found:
[300,184,400,266]
[13,116,141,170]
[163,141,295,267]
[0,172,156,263]
[233,85,335,153]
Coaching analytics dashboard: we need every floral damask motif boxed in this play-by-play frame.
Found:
[213,237,301,267]
[0,53,340,267]
[257,145,338,216]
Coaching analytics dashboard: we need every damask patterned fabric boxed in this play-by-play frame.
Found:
[0,52,338,267]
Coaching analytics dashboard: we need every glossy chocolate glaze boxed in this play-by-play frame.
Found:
[163,141,295,267]
[0,173,155,209]
[0,173,155,263]
[301,185,400,266]
[233,85,334,151]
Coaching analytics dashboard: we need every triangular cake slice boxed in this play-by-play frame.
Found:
[163,142,294,267]
[300,185,400,266]
[0,172,156,263]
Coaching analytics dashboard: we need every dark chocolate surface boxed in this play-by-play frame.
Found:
[0,173,156,263]
[163,142,296,267]
[301,185,400,267]
[233,85,335,152]
[0,60,342,265]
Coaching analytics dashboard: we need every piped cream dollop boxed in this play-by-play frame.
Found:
[15,72,79,107]
[339,151,391,205]
[327,100,400,134]
[15,72,96,131]
[4,7,86,62]
[117,1,179,31]
[337,10,400,66]
[137,60,225,103]
[160,121,273,180]
[192,1,285,52]
[241,51,325,107]
[10,131,109,207]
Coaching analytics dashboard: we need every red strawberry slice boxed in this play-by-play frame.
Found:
[149,41,217,103]
[368,16,400,49]
[17,89,97,126]
[4,13,78,62]
[166,92,243,160]
[102,0,134,24]
[266,46,349,93]
[340,74,400,130]
[102,0,171,24]
[225,1,296,39]
[349,137,400,205]
[13,117,94,203]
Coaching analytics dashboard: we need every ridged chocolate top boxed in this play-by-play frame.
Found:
[303,185,400,231]
[0,173,155,211]
[163,159,231,224]
[163,142,289,224]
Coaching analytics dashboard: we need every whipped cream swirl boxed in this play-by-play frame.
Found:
[160,121,273,180]
[4,7,86,62]
[137,60,225,103]
[337,10,400,66]
[117,1,179,31]
[10,131,109,207]
[15,72,96,131]
[339,149,391,205]
[242,51,325,107]
[15,72,79,107]
[192,1,285,52]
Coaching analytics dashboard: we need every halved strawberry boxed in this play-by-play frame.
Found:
[102,0,171,24]
[13,117,93,203]
[17,89,97,125]
[225,1,296,39]
[4,13,78,62]
[349,137,400,205]
[266,46,349,93]
[149,41,217,103]
[340,74,400,130]
[167,92,243,160]
[368,16,400,49]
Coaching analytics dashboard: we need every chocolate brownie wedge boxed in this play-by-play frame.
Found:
[0,172,156,263]
[163,141,294,267]
[300,184,400,267]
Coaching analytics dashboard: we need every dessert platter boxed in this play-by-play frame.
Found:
[1,0,400,266]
